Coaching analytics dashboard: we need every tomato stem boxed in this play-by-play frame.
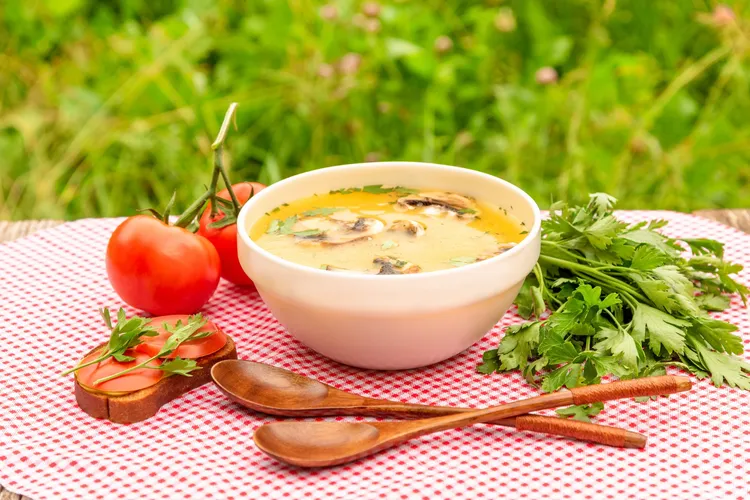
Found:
[216,150,242,216]
[174,189,212,228]
[208,166,221,218]
[162,191,177,223]
[211,103,243,217]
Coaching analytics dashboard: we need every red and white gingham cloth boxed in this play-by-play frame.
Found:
[1,212,749,500]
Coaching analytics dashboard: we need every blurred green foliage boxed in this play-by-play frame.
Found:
[1,0,749,220]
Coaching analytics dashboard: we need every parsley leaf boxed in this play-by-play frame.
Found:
[495,322,542,371]
[556,402,604,422]
[630,245,667,270]
[449,256,477,267]
[683,238,724,258]
[267,219,281,234]
[330,187,362,195]
[158,357,200,377]
[292,229,324,237]
[587,193,617,216]
[695,294,730,312]
[594,327,643,368]
[358,185,419,195]
[302,207,342,217]
[279,216,299,235]
[632,304,688,356]
[687,333,750,389]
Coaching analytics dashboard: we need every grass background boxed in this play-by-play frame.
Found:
[1,0,749,220]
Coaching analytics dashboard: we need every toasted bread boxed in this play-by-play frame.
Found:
[74,335,237,423]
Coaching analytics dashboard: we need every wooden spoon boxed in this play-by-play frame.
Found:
[212,360,647,449]
[250,375,690,467]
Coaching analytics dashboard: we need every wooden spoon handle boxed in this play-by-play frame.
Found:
[568,375,692,405]
[361,406,645,448]
[398,375,693,437]
[510,416,646,449]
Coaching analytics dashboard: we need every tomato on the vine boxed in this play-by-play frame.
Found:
[198,182,266,287]
[106,215,221,315]
[107,102,257,309]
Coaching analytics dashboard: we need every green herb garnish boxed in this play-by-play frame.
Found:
[555,402,604,422]
[449,256,478,267]
[385,256,408,268]
[267,219,281,234]
[61,308,158,376]
[156,357,200,377]
[382,240,398,250]
[478,193,750,404]
[362,185,419,195]
[92,314,212,385]
[302,207,342,217]
[267,215,299,235]
[279,216,298,234]
[329,185,419,195]
[292,229,324,237]
[458,208,477,215]
[330,188,362,195]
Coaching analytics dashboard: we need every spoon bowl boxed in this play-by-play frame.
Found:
[212,359,331,413]
[254,422,383,467]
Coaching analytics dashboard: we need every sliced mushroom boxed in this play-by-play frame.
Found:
[373,256,421,274]
[329,210,361,222]
[476,242,517,261]
[388,219,426,237]
[396,191,478,218]
[351,218,368,232]
[292,216,384,246]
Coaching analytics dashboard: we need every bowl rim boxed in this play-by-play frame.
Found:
[237,161,541,281]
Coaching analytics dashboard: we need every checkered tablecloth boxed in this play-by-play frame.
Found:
[1,212,749,500]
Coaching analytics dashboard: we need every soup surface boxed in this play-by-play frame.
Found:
[249,186,527,274]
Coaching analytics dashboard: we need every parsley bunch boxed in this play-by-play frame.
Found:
[479,194,749,404]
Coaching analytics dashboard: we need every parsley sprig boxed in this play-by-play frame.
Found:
[479,193,749,398]
[61,308,158,376]
[62,310,214,385]
[92,315,212,385]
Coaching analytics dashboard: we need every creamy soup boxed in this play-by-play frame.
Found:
[249,186,526,274]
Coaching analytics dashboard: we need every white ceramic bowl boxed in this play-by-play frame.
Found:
[237,162,541,370]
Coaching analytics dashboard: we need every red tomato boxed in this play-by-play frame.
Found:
[198,182,266,287]
[106,215,221,315]
[76,348,163,393]
[135,315,227,359]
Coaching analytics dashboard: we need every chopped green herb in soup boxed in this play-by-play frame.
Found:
[249,187,526,274]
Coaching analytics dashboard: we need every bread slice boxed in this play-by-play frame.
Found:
[74,335,237,424]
